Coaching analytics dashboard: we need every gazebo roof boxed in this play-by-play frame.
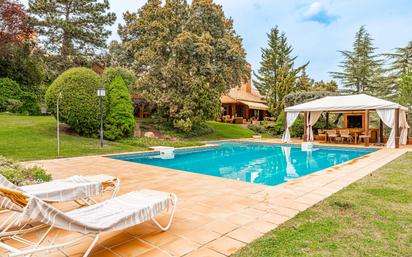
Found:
[285,94,408,112]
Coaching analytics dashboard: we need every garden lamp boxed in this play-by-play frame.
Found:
[97,87,106,147]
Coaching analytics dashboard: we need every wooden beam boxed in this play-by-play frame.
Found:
[365,110,369,147]
[395,108,400,148]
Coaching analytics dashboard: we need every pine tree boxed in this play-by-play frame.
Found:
[118,0,248,132]
[330,26,383,94]
[253,26,307,117]
[28,0,116,71]
[295,68,314,91]
[386,42,412,76]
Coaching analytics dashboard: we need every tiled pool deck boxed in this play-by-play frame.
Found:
[4,140,411,257]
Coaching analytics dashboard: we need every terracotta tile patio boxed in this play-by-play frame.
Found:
[1,140,410,257]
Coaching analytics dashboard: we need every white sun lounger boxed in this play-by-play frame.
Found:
[0,187,177,257]
[0,174,120,206]
[0,174,120,238]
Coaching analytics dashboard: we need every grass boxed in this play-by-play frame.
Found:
[0,114,202,161]
[192,121,271,141]
[234,153,412,257]
[0,114,264,161]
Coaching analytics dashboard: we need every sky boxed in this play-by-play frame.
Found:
[21,0,412,82]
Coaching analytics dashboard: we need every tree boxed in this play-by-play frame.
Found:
[330,26,383,94]
[0,0,32,47]
[386,42,412,76]
[254,26,307,117]
[398,74,412,110]
[119,0,248,131]
[104,76,135,140]
[295,68,314,91]
[28,0,116,71]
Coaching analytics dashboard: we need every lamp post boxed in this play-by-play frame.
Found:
[97,87,106,148]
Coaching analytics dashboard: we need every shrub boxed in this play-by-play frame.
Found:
[0,77,40,115]
[104,76,135,140]
[45,68,103,136]
[0,156,52,186]
[102,67,137,94]
[19,92,41,115]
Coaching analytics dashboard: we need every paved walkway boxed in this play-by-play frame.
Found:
[3,141,410,257]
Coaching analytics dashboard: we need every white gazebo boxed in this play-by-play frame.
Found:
[282,94,410,149]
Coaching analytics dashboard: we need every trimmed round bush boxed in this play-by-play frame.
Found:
[102,67,137,94]
[104,76,135,140]
[45,68,103,136]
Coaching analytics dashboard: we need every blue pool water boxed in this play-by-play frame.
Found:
[110,142,377,186]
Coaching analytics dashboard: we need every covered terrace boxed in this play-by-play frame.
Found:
[282,94,410,149]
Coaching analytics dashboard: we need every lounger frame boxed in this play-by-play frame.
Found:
[0,193,177,257]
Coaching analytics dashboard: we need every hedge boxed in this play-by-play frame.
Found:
[45,68,103,136]
[0,78,40,115]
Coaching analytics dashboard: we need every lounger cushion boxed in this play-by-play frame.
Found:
[23,190,173,233]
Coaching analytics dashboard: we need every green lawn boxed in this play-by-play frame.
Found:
[193,121,270,141]
[0,114,201,161]
[234,153,412,257]
[0,114,264,161]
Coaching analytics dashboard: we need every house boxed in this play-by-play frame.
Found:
[220,79,269,123]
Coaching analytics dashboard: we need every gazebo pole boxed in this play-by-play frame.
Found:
[365,110,369,147]
[284,112,287,132]
[303,112,308,142]
[395,108,400,148]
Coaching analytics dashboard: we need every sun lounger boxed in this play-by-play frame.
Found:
[0,187,177,257]
[0,174,120,204]
[0,174,120,238]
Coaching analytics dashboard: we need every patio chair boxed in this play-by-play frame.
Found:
[326,130,339,143]
[0,187,177,257]
[340,130,354,143]
[0,174,120,238]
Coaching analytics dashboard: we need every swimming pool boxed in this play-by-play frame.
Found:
[110,142,377,186]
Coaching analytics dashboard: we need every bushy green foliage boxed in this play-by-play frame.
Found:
[0,40,47,98]
[118,0,249,132]
[45,68,103,136]
[104,76,135,141]
[0,78,40,114]
[102,67,137,94]
[284,91,338,107]
[0,156,51,186]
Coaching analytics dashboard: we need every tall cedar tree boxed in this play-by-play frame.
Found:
[28,0,116,71]
[119,0,248,131]
[330,26,383,94]
[383,42,412,98]
[253,26,307,117]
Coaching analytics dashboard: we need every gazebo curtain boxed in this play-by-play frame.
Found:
[377,109,410,148]
[281,112,300,143]
[307,111,323,141]
[400,110,410,145]
[376,109,396,148]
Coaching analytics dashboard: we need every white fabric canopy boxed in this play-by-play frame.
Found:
[285,94,408,112]
[307,111,323,141]
[281,112,299,143]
